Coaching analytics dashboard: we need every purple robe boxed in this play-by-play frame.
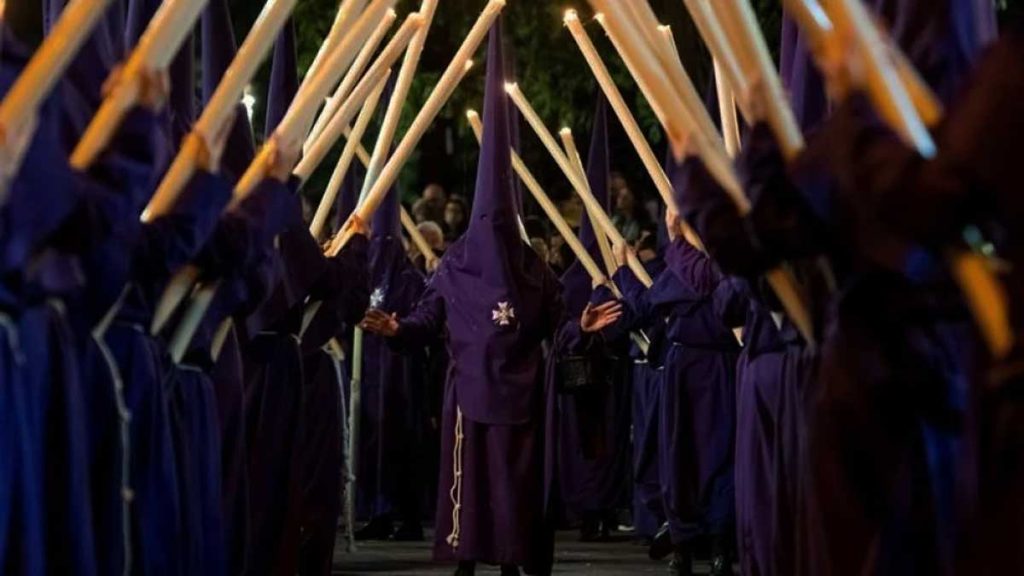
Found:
[612,261,739,546]
[386,19,581,570]
[552,95,631,521]
[358,171,428,523]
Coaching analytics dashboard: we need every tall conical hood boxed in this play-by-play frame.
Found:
[46,0,123,144]
[431,15,552,426]
[779,14,828,132]
[264,18,298,139]
[125,0,160,47]
[370,78,402,240]
[459,15,522,281]
[560,93,610,317]
[167,32,195,148]
[866,0,996,104]
[333,161,363,235]
[201,0,255,182]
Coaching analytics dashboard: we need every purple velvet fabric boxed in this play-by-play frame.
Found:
[612,262,738,546]
[201,0,256,184]
[553,94,631,519]
[387,19,575,569]
[265,18,298,139]
[358,170,428,522]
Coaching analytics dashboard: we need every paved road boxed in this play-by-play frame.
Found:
[333,530,722,575]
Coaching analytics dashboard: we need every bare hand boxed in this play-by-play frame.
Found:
[360,309,399,337]
[343,214,370,238]
[612,241,632,270]
[581,301,623,334]
[665,207,681,243]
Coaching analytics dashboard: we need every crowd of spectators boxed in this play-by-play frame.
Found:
[405,174,660,275]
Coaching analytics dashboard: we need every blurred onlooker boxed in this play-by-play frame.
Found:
[412,183,448,226]
[549,234,573,276]
[612,186,649,244]
[530,237,550,265]
[634,224,660,264]
[412,220,445,273]
[443,195,469,242]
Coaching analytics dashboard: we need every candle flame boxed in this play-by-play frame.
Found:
[559,127,573,136]
[504,82,519,93]
[466,109,479,120]
[464,60,475,72]
[658,24,671,33]
[593,12,605,24]
[564,9,579,23]
[386,8,397,18]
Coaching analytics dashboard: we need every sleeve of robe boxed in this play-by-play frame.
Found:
[132,170,233,289]
[392,282,447,350]
[309,234,371,328]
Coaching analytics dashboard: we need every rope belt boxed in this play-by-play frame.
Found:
[446,406,465,548]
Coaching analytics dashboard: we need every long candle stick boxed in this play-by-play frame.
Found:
[359,0,440,204]
[71,0,209,170]
[300,0,368,95]
[714,58,742,157]
[560,129,617,277]
[143,0,298,222]
[232,0,397,205]
[0,0,115,200]
[468,109,651,353]
[712,0,805,159]
[305,8,396,151]
[331,0,505,255]
[467,109,607,287]
[160,0,396,349]
[506,82,652,287]
[588,0,817,346]
[681,0,749,115]
[591,9,747,214]
[309,70,391,239]
[564,11,702,250]
[294,12,424,181]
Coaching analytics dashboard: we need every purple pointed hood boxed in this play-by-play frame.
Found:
[264,18,297,138]
[430,15,550,424]
[560,94,610,318]
[47,0,123,144]
[866,0,997,103]
[369,78,422,313]
[332,161,363,235]
[125,0,160,47]
[201,0,255,182]
[128,0,193,147]
[780,14,829,132]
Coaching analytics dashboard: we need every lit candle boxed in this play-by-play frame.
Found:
[309,71,391,239]
[295,12,424,181]
[331,0,506,255]
[305,8,397,151]
[143,0,298,222]
[72,0,210,170]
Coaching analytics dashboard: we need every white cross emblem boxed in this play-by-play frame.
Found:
[370,286,385,309]
[492,301,515,327]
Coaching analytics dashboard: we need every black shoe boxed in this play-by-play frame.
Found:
[579,517,601,542]
[454,561,476,576]
[354,517,394,541]
[391,522,425,542]
[649,523,672,560]
[668,545,693,576]
[500,565,521,576]
[709,535,734,576]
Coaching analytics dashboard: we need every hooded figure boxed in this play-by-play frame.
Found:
[551,95,632,539]
[355,82,430,540]
[362,18,611,575]
[608,148,741,574]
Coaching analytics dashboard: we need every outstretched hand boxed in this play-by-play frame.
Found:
[361,309,399,337]
[580,301,623,334]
